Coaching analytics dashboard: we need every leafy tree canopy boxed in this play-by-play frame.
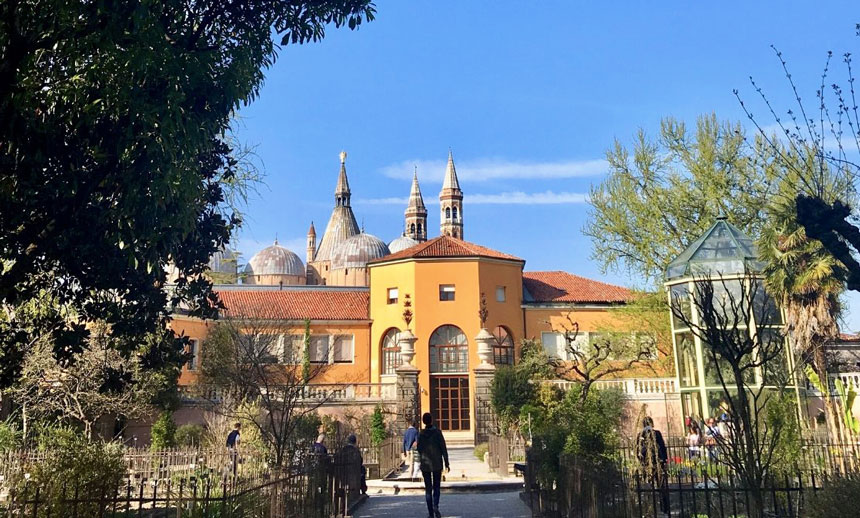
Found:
[585,113,781,286]
[0,1,376,387]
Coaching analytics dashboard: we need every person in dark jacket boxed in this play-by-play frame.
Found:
[402,419,420,479]
[636,416,669,514]
[417,412,449,518]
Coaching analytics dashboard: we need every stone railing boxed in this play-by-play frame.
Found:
[805,372,860,395]
[179,382,396,404]
[547,377,677,399]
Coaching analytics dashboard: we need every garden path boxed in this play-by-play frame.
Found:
[353,490,530,518]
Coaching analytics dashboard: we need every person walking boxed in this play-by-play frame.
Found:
[226,422,241,476]
[402,419,420,480]
[417,412,449,518]
[342,434,367,495]
[637,416,669,515]
[687,424,701,459]
[312,433,328,455]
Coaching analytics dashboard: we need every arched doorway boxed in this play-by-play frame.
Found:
[429,325,470,431]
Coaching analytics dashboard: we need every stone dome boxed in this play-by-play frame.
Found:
[208,247,238,276]
[388,235,420,254]
[244,240,305,277]
[331,233,390,270]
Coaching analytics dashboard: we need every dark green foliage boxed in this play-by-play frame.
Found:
[0,1,376,388]
[525,385,624,485]
[175,424,205,448]
[806,475,860,518]
[0,417,22,450]
[490,365,536,429]
[370,405,386,447]
[8,432,125,517]
[150,411,177,450]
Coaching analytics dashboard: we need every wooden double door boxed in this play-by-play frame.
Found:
[430,375,470,431]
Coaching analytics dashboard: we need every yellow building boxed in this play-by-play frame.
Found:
[172,151,677,443]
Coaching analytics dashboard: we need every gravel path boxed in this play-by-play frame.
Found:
[353,490,531,518]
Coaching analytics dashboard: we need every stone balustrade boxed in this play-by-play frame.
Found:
[179,382,397,404]
[546,377,677,399]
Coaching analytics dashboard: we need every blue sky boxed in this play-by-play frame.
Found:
[233,1,860,331]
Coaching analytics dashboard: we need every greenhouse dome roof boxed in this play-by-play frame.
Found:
[665,217,763,281]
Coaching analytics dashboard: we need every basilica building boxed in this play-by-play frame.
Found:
[170,151,672,445]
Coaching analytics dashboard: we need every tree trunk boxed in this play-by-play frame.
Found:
[812,345,843,447]
[734,370,764,518]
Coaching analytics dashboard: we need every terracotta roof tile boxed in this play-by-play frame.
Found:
[369,235,523,263]
[523,271,633,304]
[216,288,369,321]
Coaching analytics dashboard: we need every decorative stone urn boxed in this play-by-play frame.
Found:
[475,328,495,367]
[398,328,418,366]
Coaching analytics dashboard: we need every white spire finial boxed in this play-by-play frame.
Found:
[339,150,347,164]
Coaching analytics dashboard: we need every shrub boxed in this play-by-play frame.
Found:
[370,405,386,446]
[9,433,125,517]
[0,417,22,450]
[150,411,177,450]
[806,475,860,518]
[490,365,536,428]
[175,424,204,448]
[474,442,489,461]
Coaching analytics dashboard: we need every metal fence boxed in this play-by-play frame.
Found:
[517,437,860,518]
[0,450,362,518]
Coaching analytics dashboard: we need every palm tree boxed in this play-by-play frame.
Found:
[758,152,850,443]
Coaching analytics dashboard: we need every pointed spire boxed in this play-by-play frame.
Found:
[308,221,316,236]
[442,149,461,192]
[335,150,350,198]
[274,234,279,246]
[407,166,426,211]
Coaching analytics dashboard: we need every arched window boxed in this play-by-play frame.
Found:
[417,223,423,236]
[453,207,458,221]
[429,325,468,373]
[445,207,451,220]
[493,326,514,365]
[410,223,416,235]
[381,328,401,375]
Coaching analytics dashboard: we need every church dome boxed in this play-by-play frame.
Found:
[244,240,305,277]
[208,247,238,276]
[331,233,390,270]
[388,235,420,254]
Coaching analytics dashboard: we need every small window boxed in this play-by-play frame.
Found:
[309,335,330,363]
[453,207,458,221]
[445,207,451,220]
[417,223,423,235]
[387,287,399,305]
[495,286,506,303]
[186,339,200,371]
[333,335,354,363]
[439,284,455,301]
[410,223,416,234]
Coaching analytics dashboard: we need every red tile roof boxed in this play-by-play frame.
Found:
[369,235,523,263]
[216,288,369,321]
[523,271,633,304]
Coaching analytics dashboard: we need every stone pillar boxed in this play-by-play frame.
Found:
[474,328,496,444]
[396,330,421,428]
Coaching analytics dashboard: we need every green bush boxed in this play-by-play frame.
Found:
[0,417,22,450]
[474,442,489,461]
[370,405,386,446]
[9,432,125,517]
[806,475,860,518]
[150,411,177,450]
[175,424,204,447]
[490,365,536,428]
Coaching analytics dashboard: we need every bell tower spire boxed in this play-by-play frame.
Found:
[405,166,427,241]
[335,150,351,207]
[439,149,464,239]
